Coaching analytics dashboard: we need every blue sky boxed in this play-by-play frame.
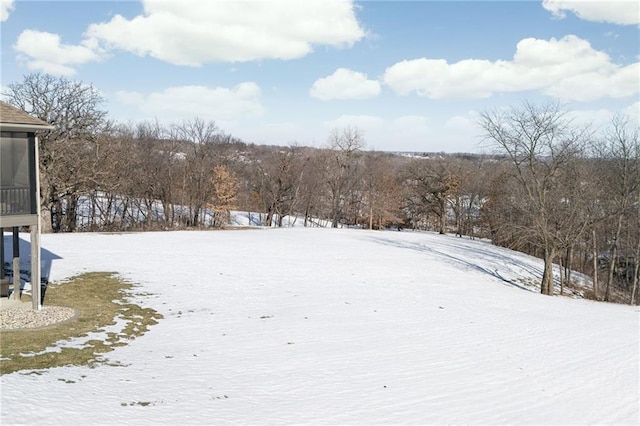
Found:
[1,0,638,152]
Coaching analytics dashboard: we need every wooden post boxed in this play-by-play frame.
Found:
[0,227,8,297]
[30,224,41,310]
[32,133,43,310]
[11,227,19,300]
[0,227,4,280]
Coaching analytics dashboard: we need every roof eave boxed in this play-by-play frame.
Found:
[0,123,55,132]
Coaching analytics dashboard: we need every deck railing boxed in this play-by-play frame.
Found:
[0,186,31,216]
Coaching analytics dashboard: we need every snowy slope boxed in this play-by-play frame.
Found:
[1,228,638,425]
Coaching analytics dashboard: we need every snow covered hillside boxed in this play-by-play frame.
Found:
[2,228,638,425]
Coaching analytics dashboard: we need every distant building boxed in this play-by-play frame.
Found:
[0,101,53,309]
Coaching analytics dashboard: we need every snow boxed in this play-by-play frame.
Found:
[1,228,639,425]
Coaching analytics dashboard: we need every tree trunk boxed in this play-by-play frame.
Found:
[592,228,599,300]
[120,199,129,230]
[63,194,78,232]
[369,202,373,230]
[89,193,97,230]
[264,205,274,227]
[541,246,556,295]
[631,237,639,305]
[559,254,564,296]
[192,206,200,228]
[439,200,446,235]
[40,208,53,233]
[605,215,624,302]
[50,196,63,233]
[566,245,574,291]
[162,200,173,227]
[331,195,340,228]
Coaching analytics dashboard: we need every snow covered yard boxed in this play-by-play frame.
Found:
[1,228,638,425]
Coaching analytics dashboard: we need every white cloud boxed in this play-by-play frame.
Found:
[564,104,640,134]
[622,101,640,123]
[383,35,639,102]
[444,113,480,133]
[14,30,104,76]
[544,63,639,101]
[542,0,639,26]
[310,68,381,100]
[114,91,145,106]
[566,108,616,131]
[115,83,264,122]
[86,0,366,66]
[1,0,13,22]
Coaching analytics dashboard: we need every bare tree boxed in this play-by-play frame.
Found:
[552,156,593,295]
[172,118,224,227]
[253,145,306,227]
[3,73,108,232]
[403,157,460,234]
[78,122,139,230]
[455,158,490,239]
[480,102,587,295]
[481,164,518,247]
[363,153,403,230]
[127,120,184,228]
[325,126,365,228]
[210,165,238,226]
[632,192,640,304]
[594,116,640,301]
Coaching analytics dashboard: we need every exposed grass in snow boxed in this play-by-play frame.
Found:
[0,272,162,375]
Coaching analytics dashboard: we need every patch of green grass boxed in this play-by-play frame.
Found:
[0,272,162,375]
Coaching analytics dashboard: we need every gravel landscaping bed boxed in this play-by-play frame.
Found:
[0,306,77,330]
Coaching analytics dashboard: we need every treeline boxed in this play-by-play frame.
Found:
[3,74,639,303]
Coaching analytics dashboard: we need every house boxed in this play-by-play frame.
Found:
[0,101,53,309]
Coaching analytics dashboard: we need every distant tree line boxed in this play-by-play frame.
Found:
[3,73,639,304]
